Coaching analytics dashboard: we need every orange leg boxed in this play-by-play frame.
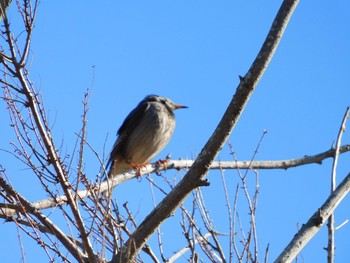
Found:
[156,159,168,170]
[128,162,148,177]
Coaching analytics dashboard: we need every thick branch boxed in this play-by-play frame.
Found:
[113,0,299,262]
[274,171,350,263]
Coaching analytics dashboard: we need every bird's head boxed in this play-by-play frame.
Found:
[144,95,188,112]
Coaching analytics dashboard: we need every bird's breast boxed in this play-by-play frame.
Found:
[124,103,176,164]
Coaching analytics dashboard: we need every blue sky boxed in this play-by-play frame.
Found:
[1,1,350,262]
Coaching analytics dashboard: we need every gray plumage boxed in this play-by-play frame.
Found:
[107,95,187,177]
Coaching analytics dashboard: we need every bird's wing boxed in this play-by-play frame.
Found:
[107,101,151,168]
[117,101,151,136]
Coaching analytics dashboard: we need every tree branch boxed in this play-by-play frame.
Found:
[274,171,350,263]
[2,144,348,218]
[0,2,96,260]
[113,0,299,261]
[0,176,88,262]
[167,233,212,263]
[327,107,349,263]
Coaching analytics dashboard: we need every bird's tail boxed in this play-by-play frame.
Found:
[100,158,129,198]
[105,157,129,179]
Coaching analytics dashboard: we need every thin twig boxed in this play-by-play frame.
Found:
[232,183,242,262]
[75,89,91,202]
[167,233,212,263]
[327,107,349,263]
[195,188,227,262]
[219,166,234,263]
[0,2,96,260]
[0,176,87,262]
[147,174,164,262]
[264,243,270,263]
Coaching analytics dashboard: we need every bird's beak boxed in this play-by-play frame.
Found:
[175,104,188,110]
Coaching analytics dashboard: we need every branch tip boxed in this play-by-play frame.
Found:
[313,209,324,226]
[238,75,245,84]
[198,179,210,187]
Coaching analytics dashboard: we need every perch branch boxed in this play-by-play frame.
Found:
[1,144,348,217]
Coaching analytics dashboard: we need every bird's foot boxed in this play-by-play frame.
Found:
[156,159,169,170]
[129,162,148,178]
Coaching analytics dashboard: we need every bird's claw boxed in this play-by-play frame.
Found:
[156,159,168,170]
[129,162,148,178]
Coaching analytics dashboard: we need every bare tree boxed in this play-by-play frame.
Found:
[0,1,349,263]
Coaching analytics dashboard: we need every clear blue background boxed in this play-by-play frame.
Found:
[1,1,350,262]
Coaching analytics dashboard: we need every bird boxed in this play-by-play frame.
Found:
[107,95,187,178]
